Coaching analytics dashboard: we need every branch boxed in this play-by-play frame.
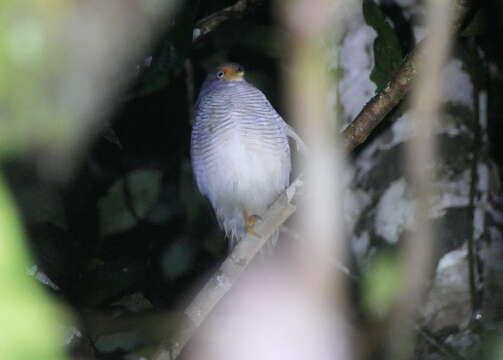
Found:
[342,52,416,151]
[342,0,473,152]
[192,0,256,42]
[152,178,303,360]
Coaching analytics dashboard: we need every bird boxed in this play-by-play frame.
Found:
[191,63,304,250]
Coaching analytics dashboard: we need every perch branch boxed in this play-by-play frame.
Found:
[342,0,473,152]
[152,178,303,360]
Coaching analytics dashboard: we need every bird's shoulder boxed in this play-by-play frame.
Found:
[195,80,286,124]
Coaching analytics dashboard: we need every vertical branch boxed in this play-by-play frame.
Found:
[389,0,455,358]
[282,0,352,358]
[283,0,340,294]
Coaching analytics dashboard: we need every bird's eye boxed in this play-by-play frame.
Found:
[217,71,225,79]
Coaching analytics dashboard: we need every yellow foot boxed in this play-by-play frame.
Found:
[243,210,261,237]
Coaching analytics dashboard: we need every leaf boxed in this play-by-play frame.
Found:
[363,0,403,92]
[0,172,67,360]
[362,251,401,318]
[98,169,162,237]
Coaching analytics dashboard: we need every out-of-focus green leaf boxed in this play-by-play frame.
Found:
[362,251,401,318]
[0,172,67,360]
[363,0,403,92]
[98,169,162,237]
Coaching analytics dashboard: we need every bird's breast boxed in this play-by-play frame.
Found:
[190,81,293,241]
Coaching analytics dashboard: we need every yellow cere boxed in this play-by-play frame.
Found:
[217,65,244,81]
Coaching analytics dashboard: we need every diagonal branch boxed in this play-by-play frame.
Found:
[342,0,473,152]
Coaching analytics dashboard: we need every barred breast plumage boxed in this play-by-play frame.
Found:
[191,63,302,249]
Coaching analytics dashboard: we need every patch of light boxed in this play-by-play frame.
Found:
[339,24,377,122]
[375,178,414,244]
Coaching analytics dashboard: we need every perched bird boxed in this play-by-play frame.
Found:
[191,63,304,249]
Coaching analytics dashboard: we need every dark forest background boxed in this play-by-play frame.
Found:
[3,0,503,359]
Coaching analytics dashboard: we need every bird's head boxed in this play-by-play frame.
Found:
[214,63,245,81]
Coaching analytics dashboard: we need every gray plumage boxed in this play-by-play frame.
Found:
[191,64,303,249]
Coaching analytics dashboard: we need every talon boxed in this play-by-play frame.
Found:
[243,210,261,237]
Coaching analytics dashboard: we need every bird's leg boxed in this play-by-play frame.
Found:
[242,209,261,237]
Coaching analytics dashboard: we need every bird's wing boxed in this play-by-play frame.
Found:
[235,85,289,154]
[282,122,307,155]
[190,90,234,199]
[246,84,307,155]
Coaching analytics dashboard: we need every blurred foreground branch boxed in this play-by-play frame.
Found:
[282,0,351,356]
[388,0,456,358]
[152,178,302,360]
[342,0,472,151]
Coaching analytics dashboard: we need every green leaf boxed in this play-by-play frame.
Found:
[0,172,67,360]
[363,0,403,92]
[362,251,401,318]
[98,169,162,237]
